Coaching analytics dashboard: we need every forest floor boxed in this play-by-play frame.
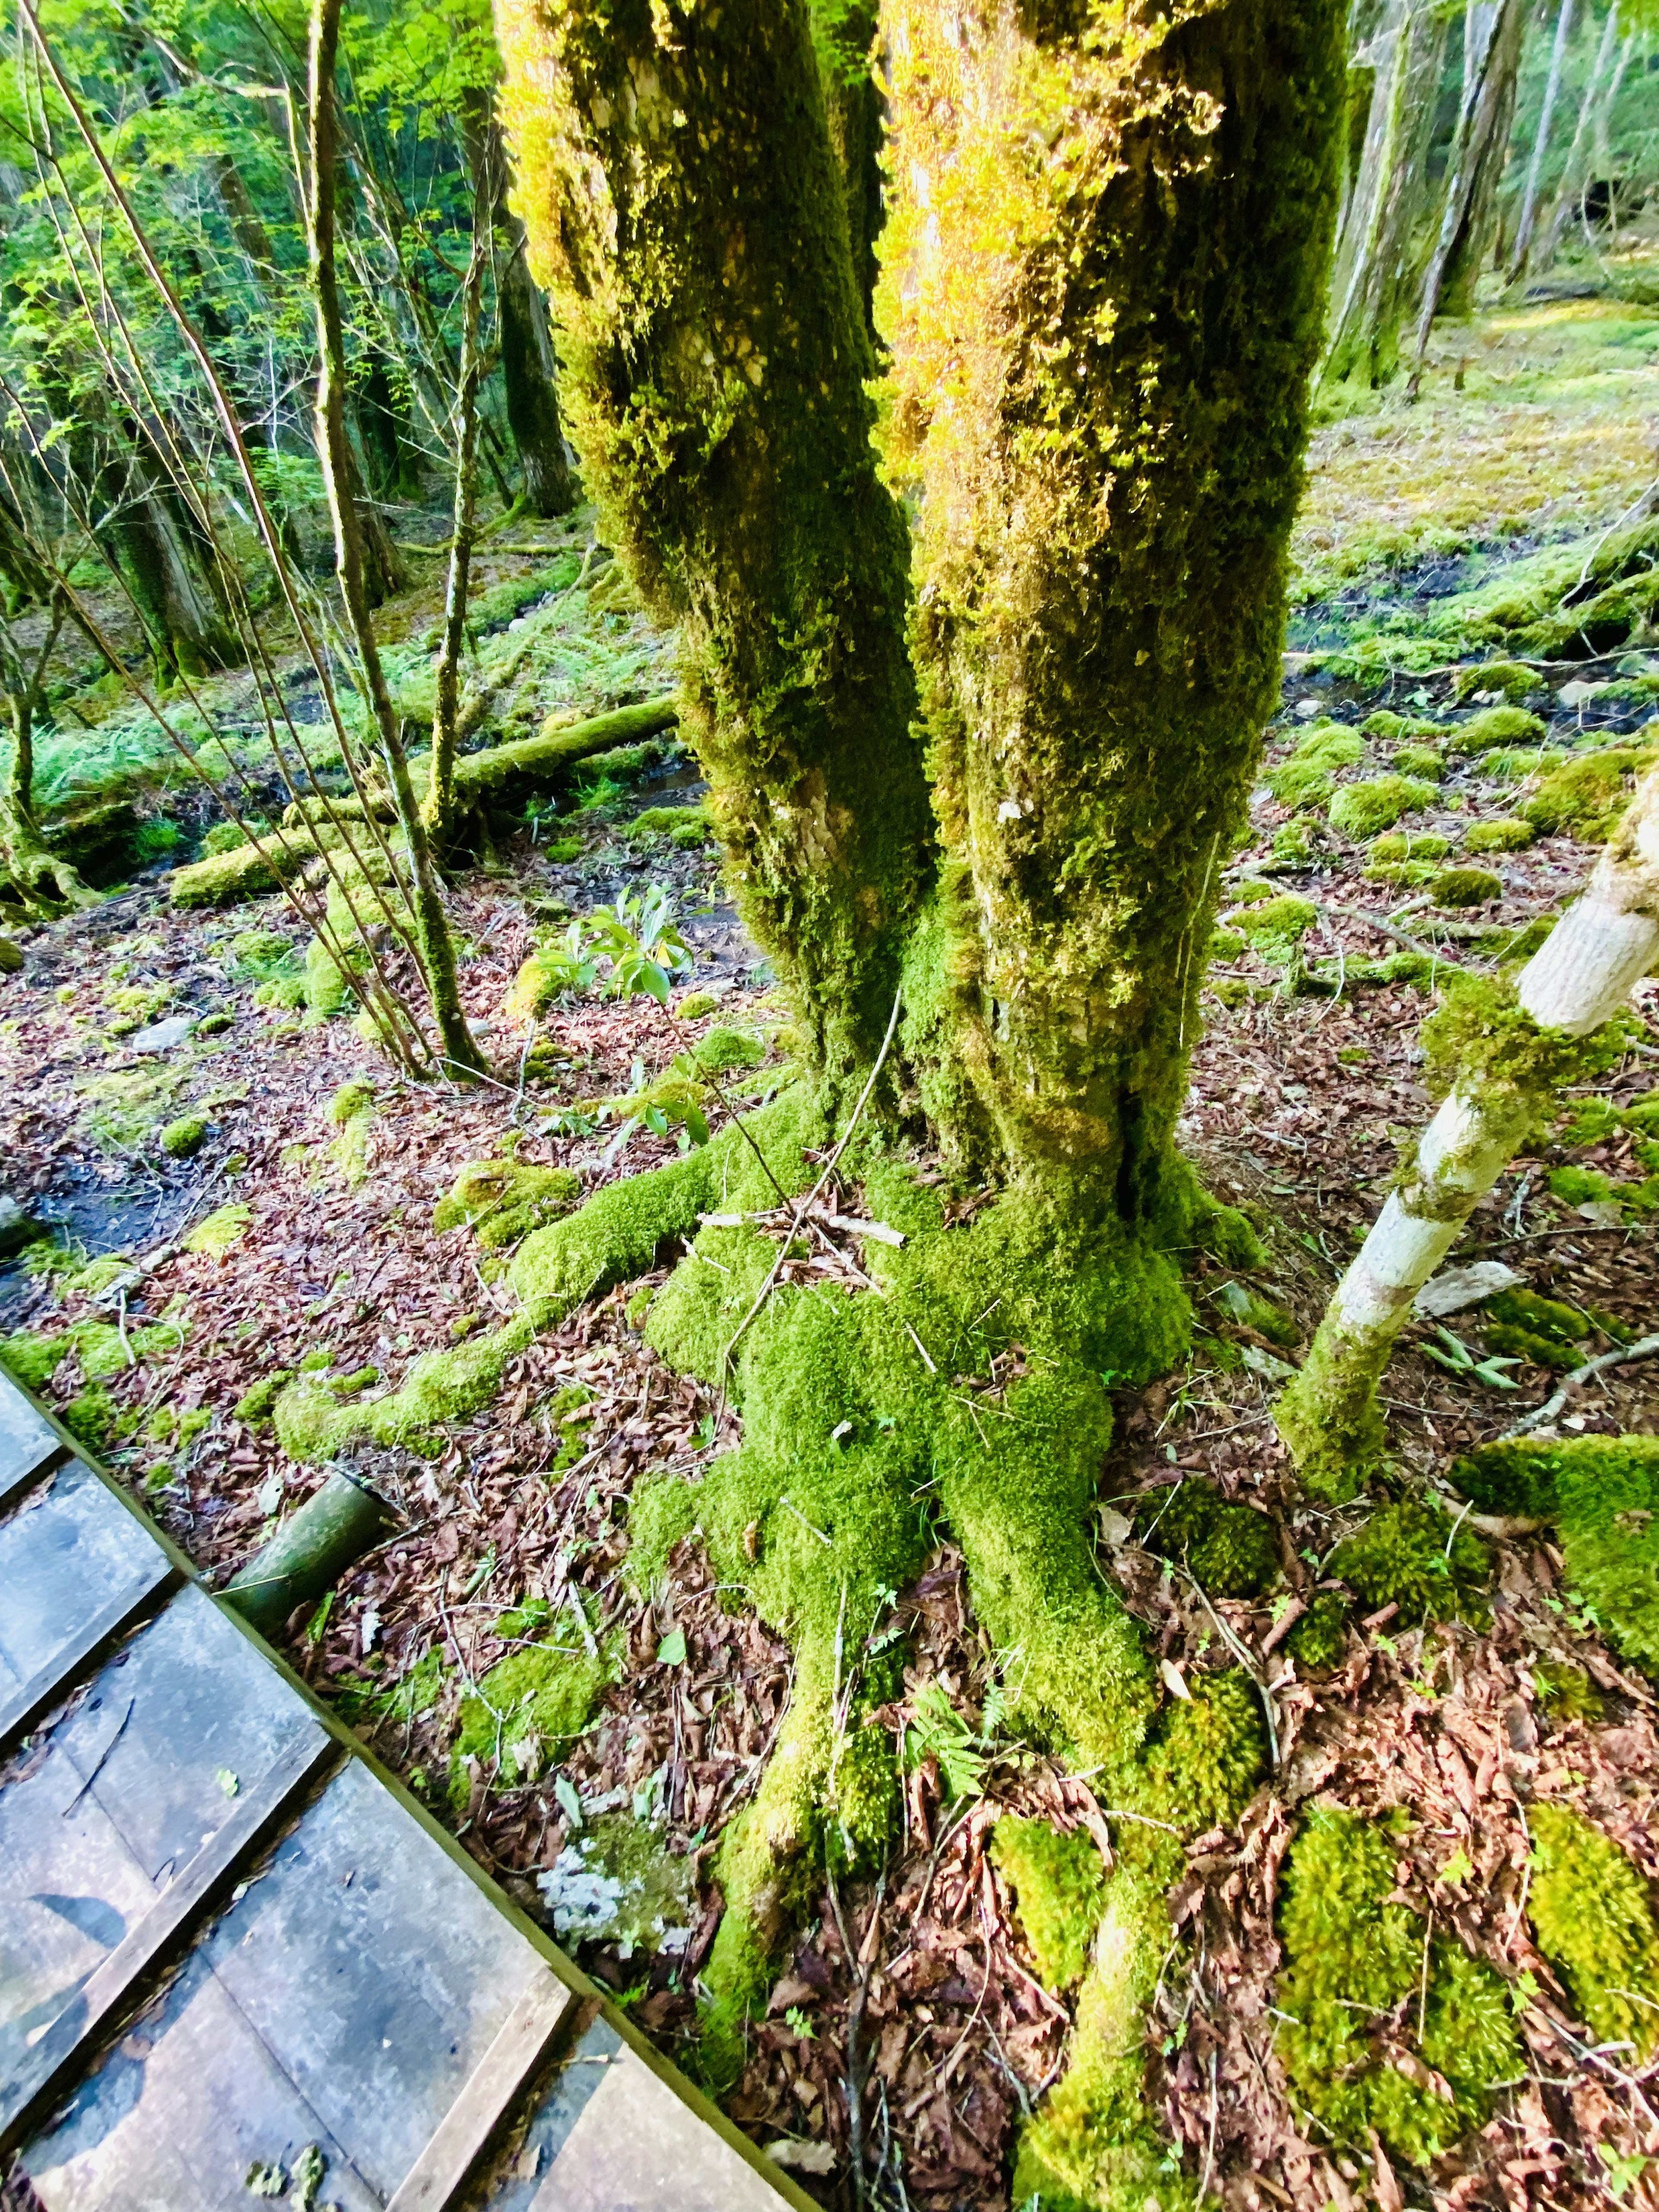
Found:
[4,247,1659,2212]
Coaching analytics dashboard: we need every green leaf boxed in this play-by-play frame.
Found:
[657,1626,687,1666]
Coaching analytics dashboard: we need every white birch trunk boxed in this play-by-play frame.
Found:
[1277,767,1659,1496]
[1537,4,1621,270]
[1508,0,1576,282]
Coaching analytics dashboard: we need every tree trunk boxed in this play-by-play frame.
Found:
[1538,4,1624,269]
[882,0,1347,1217]
[1278,764,1659,1498]
[421,161,489,845]
[1413,0,1526,356]
[496,0,934,1093]
[1508,0,1576,283]
[106,457,236,684]
[810,0,885,344]
[1324,0,1451,388]
[498,222,578,517]
[356,355,424,503]
[308,0,483,1079]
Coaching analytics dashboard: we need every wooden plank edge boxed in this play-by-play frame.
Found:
[0,1722,338,2155]
[383,1970,576,2212]
[0,1559,178,1753]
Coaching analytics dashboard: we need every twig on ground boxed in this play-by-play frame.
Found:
[1500,1331,1659,1438]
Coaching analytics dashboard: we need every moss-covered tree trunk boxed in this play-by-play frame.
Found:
[1323,0,1449,388]
[495,0,934,1090]
[1412,0,1525,356]
[810,0,885,345]
[882,0,1346,1222]
[498,217,578,518]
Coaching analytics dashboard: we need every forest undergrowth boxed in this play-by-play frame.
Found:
[4,254,1659,2212]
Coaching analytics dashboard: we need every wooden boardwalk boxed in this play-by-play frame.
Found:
[0,1372,809,2212]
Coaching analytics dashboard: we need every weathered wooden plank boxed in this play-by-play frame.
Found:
[0,1724,337,2154]
[0,1563,174,1751]
[383,1972,575,2212]
[0,1372,64,1504]
[0,1456,174,1700]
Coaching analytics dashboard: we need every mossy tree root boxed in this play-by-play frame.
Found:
[1278,769,1659,1500]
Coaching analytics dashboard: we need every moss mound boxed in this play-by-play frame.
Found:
[1528,1803,1659,2059]
[1135,1479,1279,1600]
[1328,1500,1490,1626]
[1276,1807,1521,2166]
[1329,775,1437,840]
[433,1159,583,1249]
[1286,1590,1350,1672]
[992,1817,1109,1993]
[1522,743,1656,841]
[160,1113,207,1160]
[1431,866,1502,908]
[1448,704,1546,753]
[1265,723,1363,809]
[450,1630,609,1802]
[1452,1435,1659,1672]
[1463,815,1535,854]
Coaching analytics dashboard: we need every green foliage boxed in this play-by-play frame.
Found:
[1522,744,1657,841]
[450,1632,608,1803]
[587,883,694,1006]
[1481,1287,1593,1370]
[1390,743,1443,781]
[1132,1671,1266,1858]
[1328,1500,1490,1627]
[992,1817,1108,1992]
[1463,815,1535,853]
[1328,775,1437,839]
[1419,971,1628,1126]
[1285,1590,1350,1672]
[1528,1804,1659,2059]
[1276,1807,1520,2164]
[1452,664,1540,705]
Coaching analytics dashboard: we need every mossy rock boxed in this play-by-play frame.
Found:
[1329,775,1437,840]
[1276,1806,1521,2166]
[1463,815,1535,854]
[1448,704,1547,754]
[1430,866,1502,908]
[1228,894,1317,967]
[1362,709,1445,742]
[171,838,305,909]
[992,1816,1107,1992]
[1265,724,1363,809]
[1452,662,1541,706]
[1390,744,1443,781]
[432,1160,582,1249]
[159,1114,207,1160]
[1327,1499,1489,1626]
[1480,1287,1592,1369]
[1522,744,1657,841]
[688,1025,766,1074]
[1529,1803,1659,2059]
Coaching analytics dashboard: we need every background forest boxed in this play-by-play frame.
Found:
[3,1,1659,2209]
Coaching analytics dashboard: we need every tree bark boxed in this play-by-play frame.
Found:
[496,0,934,1092]
[1413,0,1526,359]
[1540,7,1630,267]
[498,229,578,517]
[882,0,1347,1215]
[1278,763,1659,1497]
[106,454,236,684]
[1508,0,1576,284]
[308,0,484,1079]
[1324,0,1450,388]
[811,0,885,345]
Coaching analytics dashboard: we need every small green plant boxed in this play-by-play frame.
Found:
[1420,1325,1521,1389]
[587,883,694,1005]
[905,1678,990,1801]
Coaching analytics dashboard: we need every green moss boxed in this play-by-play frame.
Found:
[1285,1589,1349,1672]
[674,991,719,1020]
[1391,744,1443,780]
[823,1723,899,1878]
[0,1330,68,1391]
[1533,1659,1602,1722]
[1481,1287,1591,1370]
[1452,663,1539,705]
[1266,724,1364,808]
[690,1025,766,1074]
[1276,1807,1521,2165]
[1208,928,1246,962]
[450,1633,608,1802]
[1452,1435,1659,1672]
[1271,816,1318,864]
[1548,1163,1615,1206]
[254,976,307,1011]
[234,1370,294,1427]
[1362,710,1445,741]
[512,1140,723,1325]
[1431,866,1502,908]
[1529,1803,1659,2059]
[183,1202,251,1256]
[1329,775,1437,839]
[992,1817,1109,1992]
[1133,1670,1266,1856]
[61,1384,119,1452]
[1214,1278,1298,1347]
[1228,895,1317,967]
[1328,1500,1490,1626]
[159,1114,207,1160]
[1011,1869,1190,2212]
[1420,972,1627,1131]
[432,1160,583,1249]
[1522,744,1657,840]
[1449,704,1546,753]
[1463,815,1535,853]
[171,838,303,908]
[272,1320,530,1462]
[1135,1480,1279,1601]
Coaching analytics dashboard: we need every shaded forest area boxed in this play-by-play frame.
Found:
[3,1,1659,2209]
